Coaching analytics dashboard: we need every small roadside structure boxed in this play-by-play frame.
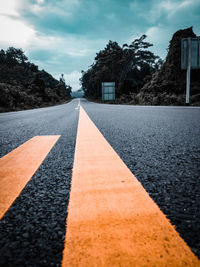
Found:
[102,82,115,101]
[181,37,200,103]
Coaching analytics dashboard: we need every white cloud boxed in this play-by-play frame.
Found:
[0,12,104,61]
[17,0,80,17]
[179,0,193,8]
[0,0,19,16]
[159,0,198,16]
[0,15,35,46]
[31,4,44,14]
[25,31,107,63]
[131,0,199,25]
[67,49,90,57]
[145,26,172,59]
[36,0,45,4]
[145,26,169,43]
[160,1,179,11]
[60,71,82,91]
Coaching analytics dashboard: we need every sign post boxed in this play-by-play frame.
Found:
[181,37,200,104]
[186,38,191,104]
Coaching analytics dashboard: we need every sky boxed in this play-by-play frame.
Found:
[0,0,200,91]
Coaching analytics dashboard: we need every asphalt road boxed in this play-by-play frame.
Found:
[0,100,79,266]
[0,98,200,266]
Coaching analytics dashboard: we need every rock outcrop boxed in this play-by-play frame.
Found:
[127,27,200,106]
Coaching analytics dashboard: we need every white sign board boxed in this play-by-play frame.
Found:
[102,82,115,101]
[181,38,200,69]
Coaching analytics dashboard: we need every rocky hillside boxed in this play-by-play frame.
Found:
[0,47,71,112]
[120,27,200,106]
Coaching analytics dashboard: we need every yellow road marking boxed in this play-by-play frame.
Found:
[0,135,60,219]
[62,107,199,266]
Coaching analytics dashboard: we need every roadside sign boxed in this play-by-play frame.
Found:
[102,82,115,101]
[181,38,200,104]
[181,38,200,69]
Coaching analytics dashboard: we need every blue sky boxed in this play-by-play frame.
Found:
[0,0,200,90]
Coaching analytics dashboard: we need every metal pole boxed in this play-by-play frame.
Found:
[102,83,104,101]
[186,38,191,104]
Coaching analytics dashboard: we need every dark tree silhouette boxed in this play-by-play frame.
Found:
[57,74,71,97]
[0,47,72,112]
[6,47,28,65]
[80,35,162,98]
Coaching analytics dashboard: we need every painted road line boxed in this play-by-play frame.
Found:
[75,99,81,109]
[62,107,199,266]
[0,135,60,219]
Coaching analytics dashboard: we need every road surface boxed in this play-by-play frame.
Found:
[0,98,199,266]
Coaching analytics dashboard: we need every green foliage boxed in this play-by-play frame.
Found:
[0,47,72,94]
[80,35,162,98]
[6,47,28,65]
[0,47,38,73]
[57,74,72,96]
[0,47,72,111]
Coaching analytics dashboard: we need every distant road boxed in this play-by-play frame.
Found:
[0,99,199,265]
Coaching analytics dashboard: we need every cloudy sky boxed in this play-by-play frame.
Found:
[0,0,200,90]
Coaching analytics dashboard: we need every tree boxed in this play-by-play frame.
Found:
[33,73,45,94]
[0,49,6,64]
[6,47,28,65]
[66,85,72,96]
[56,74,71,97]
[80,41,124,98]
[80,35,162,98]
[59,73,65,83]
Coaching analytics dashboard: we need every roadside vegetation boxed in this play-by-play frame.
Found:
[81,35,162,99]
[81,27,200,106]
[0,48,71,112]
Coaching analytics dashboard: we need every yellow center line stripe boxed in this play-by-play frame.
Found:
[62,107,199,266]
[0,135,60,219]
